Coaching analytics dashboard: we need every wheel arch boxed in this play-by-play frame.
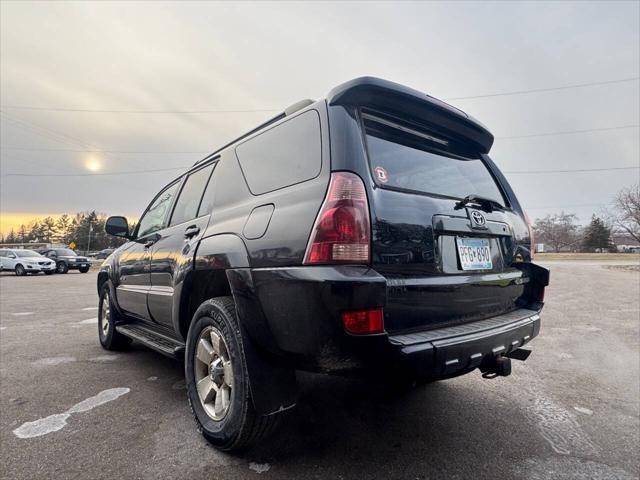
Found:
[177,234,250,340]
[97,270,109,292]
[180,233,297,415]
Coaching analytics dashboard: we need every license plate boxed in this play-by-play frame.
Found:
[456,237,492,270]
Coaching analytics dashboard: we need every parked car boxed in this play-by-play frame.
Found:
[0,248,56,275]
[40,248,91,273]
[98,77,549,451]
[95,249,114,260]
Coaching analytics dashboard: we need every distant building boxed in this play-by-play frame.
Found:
[611,231,640,253]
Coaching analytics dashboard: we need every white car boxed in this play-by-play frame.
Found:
[0,248,56,276]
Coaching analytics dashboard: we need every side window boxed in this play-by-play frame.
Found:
[169,164,215,226]
[235,109,322,195]
[0,250,6,257]
[137,181,180,238]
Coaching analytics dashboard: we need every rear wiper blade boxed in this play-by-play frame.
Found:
[454,195,505,212]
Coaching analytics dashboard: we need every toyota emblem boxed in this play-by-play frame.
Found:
[470,210,486,227]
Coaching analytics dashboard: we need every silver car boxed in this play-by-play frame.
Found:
[0,249,56,276]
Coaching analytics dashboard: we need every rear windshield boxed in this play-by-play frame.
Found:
[363,113,506,206]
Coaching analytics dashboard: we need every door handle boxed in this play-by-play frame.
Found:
[142,233,161,248]
[184,226,200,239]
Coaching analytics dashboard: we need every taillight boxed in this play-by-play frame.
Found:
[525,211,534,259]
[304,172,371,264]
[342,308,384,334]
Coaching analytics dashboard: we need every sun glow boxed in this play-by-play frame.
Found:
[85,156,102,172]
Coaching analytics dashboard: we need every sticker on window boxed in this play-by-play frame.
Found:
[374,166,388,184]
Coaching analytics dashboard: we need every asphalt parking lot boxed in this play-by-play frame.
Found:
[0,262,638,480]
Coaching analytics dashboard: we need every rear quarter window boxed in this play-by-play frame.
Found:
[235,109,322,195]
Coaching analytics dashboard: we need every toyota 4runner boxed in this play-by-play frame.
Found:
[99,77,549,451]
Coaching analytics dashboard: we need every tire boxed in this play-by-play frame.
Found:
[45,270,55,275]
[79,266,90,273]
[56,262,69,274]
[98,282,131,350]
[15,264,26,276]
[185,297,279,451]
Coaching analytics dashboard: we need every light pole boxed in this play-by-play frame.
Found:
[86,223,93,255]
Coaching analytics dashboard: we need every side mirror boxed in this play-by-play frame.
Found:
[105,216,131,239]
[8,253,16,259]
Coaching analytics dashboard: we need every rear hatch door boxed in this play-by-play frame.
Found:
[362,111,530,333]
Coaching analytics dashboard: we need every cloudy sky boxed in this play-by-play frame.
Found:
[1,1,638,234]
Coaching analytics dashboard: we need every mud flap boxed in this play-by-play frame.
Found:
[238,326,297,415]
[227,269,297,416]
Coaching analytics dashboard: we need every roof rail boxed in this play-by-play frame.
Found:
[192,98,315,166]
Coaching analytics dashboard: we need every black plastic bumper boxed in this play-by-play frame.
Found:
[238,266,542,376]
[388,308,541,378]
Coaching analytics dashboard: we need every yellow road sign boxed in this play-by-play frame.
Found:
[69,241,76,249]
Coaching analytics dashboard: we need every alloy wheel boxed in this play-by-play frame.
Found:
[194,326,234,421]
[101,293,110,336]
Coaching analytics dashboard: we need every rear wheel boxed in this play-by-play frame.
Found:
[56,262,69,274]
[15,264,26,276]
[98,283,131,350]
[185,297,279,451]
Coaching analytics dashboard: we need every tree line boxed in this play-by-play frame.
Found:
[2,185,637,254]
[533,184,639,252]
[0,211,136,252]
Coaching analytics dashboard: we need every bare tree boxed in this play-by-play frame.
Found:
[533,212,580,252]
[612,184,640,243]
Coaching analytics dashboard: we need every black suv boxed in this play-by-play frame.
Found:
[41,248,91,274]
[100,77,549,451]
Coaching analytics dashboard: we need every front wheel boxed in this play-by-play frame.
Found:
[15,264,26,276]
[45,270,55,275]
[79,266,90,273]
[56,262,69,274]
[98,283,131,350]
[185,297,279,451]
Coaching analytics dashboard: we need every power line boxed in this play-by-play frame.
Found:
[3,163,638,179]
[0,111,101,151]
[3,123,639,155]
[504,166,639,174]
[497,124,639,139]
[1,77,637,114]
[0,146,209,154]
[0,105,279,114]
[526,202,610,210]
[444,76,639,101]
[1,166,188,177]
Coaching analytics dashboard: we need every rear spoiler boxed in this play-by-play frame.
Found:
[327,77,494,153]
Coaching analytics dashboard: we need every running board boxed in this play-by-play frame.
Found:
[116,323,185,359]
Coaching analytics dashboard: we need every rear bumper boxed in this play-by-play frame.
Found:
[388,308,540,378]
[240,265,543,376]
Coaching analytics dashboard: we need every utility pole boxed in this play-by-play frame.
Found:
[86,223,93,255]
